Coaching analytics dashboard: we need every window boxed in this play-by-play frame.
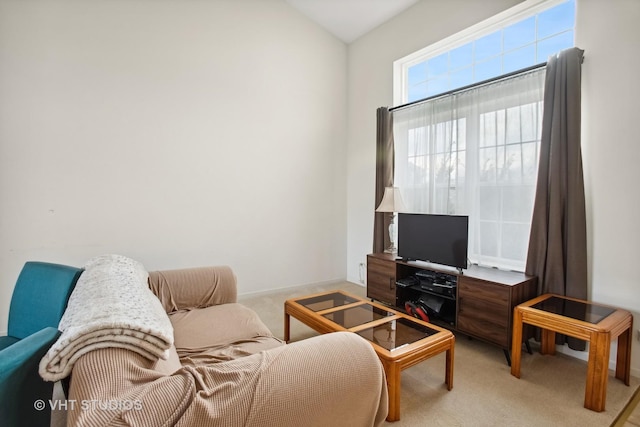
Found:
[391,0,575,271]
[394,0,575,104]
[394,69,544,271]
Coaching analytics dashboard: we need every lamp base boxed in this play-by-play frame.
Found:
[385,215,397,254]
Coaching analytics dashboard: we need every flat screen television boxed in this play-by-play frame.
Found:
[397,213,469,271]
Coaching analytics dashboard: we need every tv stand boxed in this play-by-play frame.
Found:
[366,253,537,364]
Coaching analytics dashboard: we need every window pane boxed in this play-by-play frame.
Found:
[408,82,427,102]
[456,150,466,182]
[504,144,522,183]
[496,109,506,146]
[479,187,499,220]
[427,53,448,78]
[449,152,458,184]
[435,153,450,182]
[450,66,473,89]
[521,141,539,181]
[475,56,501,81]
[409,128,428,155]
[503,44,536,73]
[501,223,529,261]
[479,221,499,256]
[450,42,473,70]
[503,17,535,51]
[538,0,575,39]
[480,111,497,148]
[457,119,467,151]
[502,186,536,222]
[537,31,574,62]
[520,102,538,142]
[409,154,427,181]
[426,75,449,97]
[479,147,497,182]
[434,122,448,153]
[447,188,459,214]
[434,187,449,213]
[496,146,506,181]
[475,30,502,61]
[408,62,427,87]
[505,106,522,144]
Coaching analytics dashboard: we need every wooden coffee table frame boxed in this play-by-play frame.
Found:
[284,290,454,422]
[511,293,633,412]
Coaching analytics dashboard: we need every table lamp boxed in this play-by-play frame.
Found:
[375,187,407,253]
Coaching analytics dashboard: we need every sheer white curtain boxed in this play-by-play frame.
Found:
[393,68,545,271]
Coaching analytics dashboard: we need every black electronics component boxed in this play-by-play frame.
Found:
[395,276,420,287]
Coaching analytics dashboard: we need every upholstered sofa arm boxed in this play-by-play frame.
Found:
[0,327,61,426]
[232,332,389,427]
[148,266,237,313]
[67,332,388,427]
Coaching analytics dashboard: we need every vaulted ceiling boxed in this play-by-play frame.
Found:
[284,0,419,43]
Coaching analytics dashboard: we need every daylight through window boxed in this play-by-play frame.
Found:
[391,0,575,271]
[397,0,575,103]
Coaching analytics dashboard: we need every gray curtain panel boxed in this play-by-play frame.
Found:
[525,47,586,350]
[373,107,394,253]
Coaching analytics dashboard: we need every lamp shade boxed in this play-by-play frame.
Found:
[375,187,407,213]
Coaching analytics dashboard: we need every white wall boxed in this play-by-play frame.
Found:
[576,0,640,375]
[346,0,640,376]
[0,0,348,332]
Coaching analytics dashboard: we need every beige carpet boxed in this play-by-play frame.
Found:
[240,281,639,427]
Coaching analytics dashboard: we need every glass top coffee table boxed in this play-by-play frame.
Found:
[285,290,454,422]
[511,293,633,412]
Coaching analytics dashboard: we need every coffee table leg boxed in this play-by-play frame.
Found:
[284,312,290,343]
[384,361,400,422]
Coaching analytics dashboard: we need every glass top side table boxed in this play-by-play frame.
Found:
[510,293,633,412]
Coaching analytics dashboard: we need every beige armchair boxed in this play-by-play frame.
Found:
[67,265,388,426]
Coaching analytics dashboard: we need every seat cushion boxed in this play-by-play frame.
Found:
[169,303,283,365]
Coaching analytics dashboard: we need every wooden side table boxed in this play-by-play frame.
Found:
[511,293,633,412]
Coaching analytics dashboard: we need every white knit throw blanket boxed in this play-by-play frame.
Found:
[39,254,174,382]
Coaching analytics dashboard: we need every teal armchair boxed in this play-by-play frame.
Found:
[0,261,82,426]
[0,327,61,426]
[0,262,82,351]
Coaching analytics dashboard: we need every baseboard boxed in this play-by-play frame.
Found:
[346,278,366,288]
[237,278,351,299]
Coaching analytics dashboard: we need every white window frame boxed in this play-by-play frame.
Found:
[393,0,571,106]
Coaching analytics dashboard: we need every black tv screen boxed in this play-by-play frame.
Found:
[397,213,469,270]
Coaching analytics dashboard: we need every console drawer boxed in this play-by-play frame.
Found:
[366,256,396,305]
[457,277,510,347]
